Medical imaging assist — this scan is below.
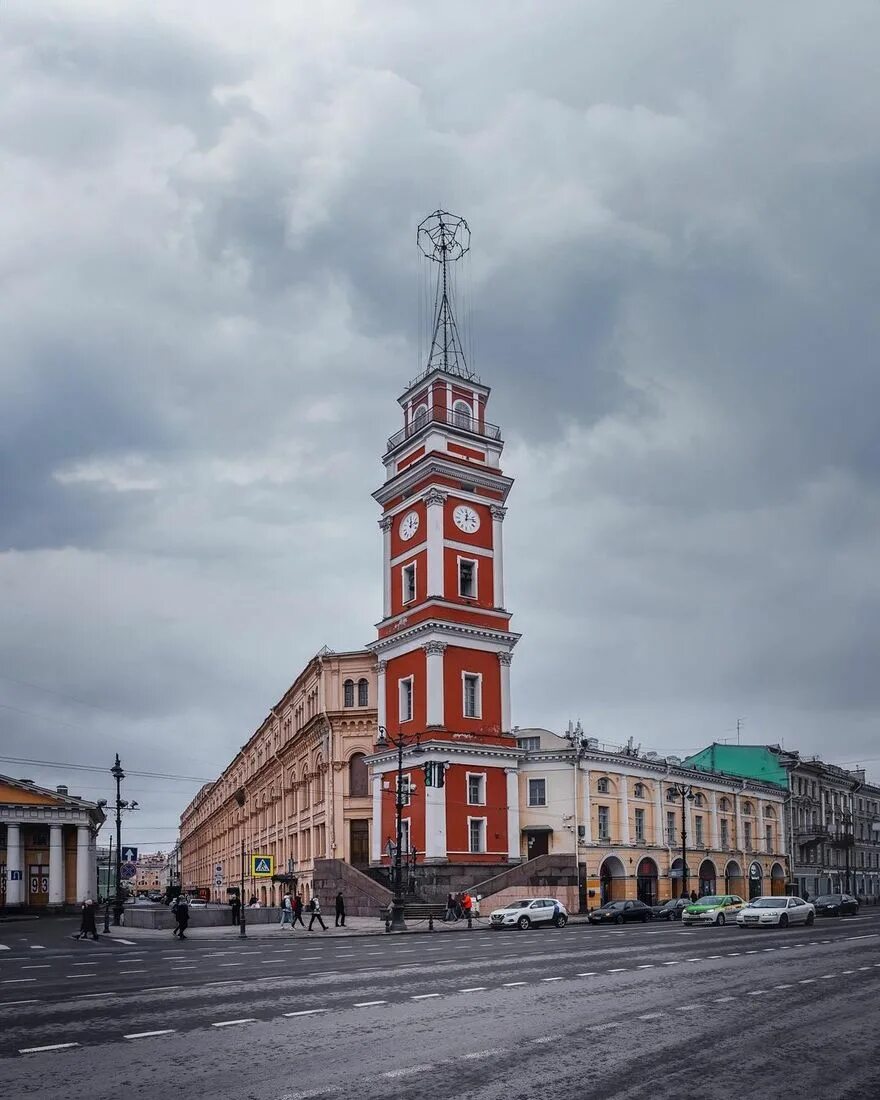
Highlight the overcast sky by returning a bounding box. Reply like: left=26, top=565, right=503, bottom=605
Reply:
left=2, top=1, right=879, bottom=849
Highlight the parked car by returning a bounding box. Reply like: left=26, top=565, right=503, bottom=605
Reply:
left=737, top=895, right=815, bottom=928
left=588, top=900, right=653, bottom=925
left=187, top=898, right=208, bottom=908
left=489, top=898, right=569, bottom=930
left=813, top=893, right=859, bottom=917
left=650, top=898, right=689, bottom=921
left=681, top=895, right=744, bottom=926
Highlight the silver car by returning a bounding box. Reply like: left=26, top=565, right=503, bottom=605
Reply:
left=736, top=895, right=815, bottom=929
left=490, top=898, right=569, bottom=930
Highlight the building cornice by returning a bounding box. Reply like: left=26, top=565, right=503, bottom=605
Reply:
left=367, top=619, right=520, bottom=656
left=374, top=456, right=513, bottom=508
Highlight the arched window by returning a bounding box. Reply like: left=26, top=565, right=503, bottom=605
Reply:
left=349, top=753, right=369, bottom=798
left=742, top=801, right=754, bottom=815
left=764, top=805, right=776, bottom=819
left=413, top=404, right=428, bottom=430
left=314, top=761, right=325, bottom=803
left=343, top=679, right=354, bottom=707
left=357, top=678, right=369, bottom=707
left=452, top=399, right=472, bottom=430
left=633, top=783, right=646, bottom=799
left=693, top=792, right=705, bottom=807
left=719, top=796, right=731, bottom=812
left=597, top=777, right=610, bottom=794
left=666, top=789, right=678, bottom=802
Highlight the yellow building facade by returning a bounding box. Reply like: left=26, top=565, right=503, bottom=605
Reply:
left=516, top=730, right=789, bottom=907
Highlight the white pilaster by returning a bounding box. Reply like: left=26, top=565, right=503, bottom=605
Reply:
left=5, top=823, right=23, bottom=906
left=581, top=768, right=593, bottom=843
left=88, top=834, right=98, bottom=899
left=656, top=782, right=665, bottom=847
left=736, top=796, right=745, bottom=854
left=370, top=775, right=382, bottom=862
left=377, top=661, right=387, bottom=731
left=490, top=505, right=506, bottom=608
left=425, top=489, right=445, bottom=597
left=76, top=825, right=91, bottom=902
left=619, top=778, right=631, bottom=845
left=498, top=652, right=512, bottom=733
left=710, top=790, right=720, bottom=850
left=48, top=823, right=65, bottom=907
left=424, top=642, right=446, bottom=726
left=380, top=518, right=392, bottom=619
left=505, top=768, right=520, bottom=861
left=424, top=778, right=448, bottom=860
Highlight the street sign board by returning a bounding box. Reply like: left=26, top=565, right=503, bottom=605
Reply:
left=214, top=863, right=223, bottom=875
left=213, top=875, right=224, bottom=887
left=251, top=854, right=274, bottom=878
left=10, top=870, right=22, bottom=881
left=120, top=864, right=137, bottom=880
left=122, top=847, right=138, bottom=862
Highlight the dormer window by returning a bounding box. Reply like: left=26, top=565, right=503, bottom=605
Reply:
left=453, top=400, right=473, bottom=430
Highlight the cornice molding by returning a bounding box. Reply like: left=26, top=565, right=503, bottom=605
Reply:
left=368, top=618, right=520, bottom=655
left=374, top=456, right=513, bottom=508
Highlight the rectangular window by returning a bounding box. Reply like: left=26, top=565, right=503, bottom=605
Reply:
left=720, top=818, right=729, bottom=847
left=765, top=824, right=773, bottom=851
left=399, top=819, right=411, bottom=854
left=458, top=558, right=477, bottom=599
left=666, top=811, right=676, bottom=846
left=395, top=775, right=411, bottom=807
left=399, top=677, right=413, bottom=723
left=468, top=818, right=486, bottom=854
left=744, top=821, right=752, bottom=851
left=598, top=805, right=610, bottom=841
left=462, top=672, right=482, bottom=718
left=694, top=816, right=704, bottom=846
left=518, top=736, right=541, bottom=752
left=467, top=773, right=486, bottom=806
left=634, top=807, right=646, bottom=843
left=528, top=778, right=546, bottom=807
left=402, top=563, right=416, bottom=604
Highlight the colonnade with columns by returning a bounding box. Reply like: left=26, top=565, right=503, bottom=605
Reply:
left=2, top=813, right=99, bottom=909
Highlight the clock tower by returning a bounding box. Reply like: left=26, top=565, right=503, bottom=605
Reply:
left=368, top=212, right=521, bottom=869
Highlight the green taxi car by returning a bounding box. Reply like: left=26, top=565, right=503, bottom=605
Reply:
left=681, top=895, right=744, bottom=926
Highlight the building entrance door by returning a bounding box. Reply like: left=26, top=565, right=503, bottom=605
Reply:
left=525, top=831, right=550, bottom=858
left=29, top=864, right=49, bottom=906
left=350, top=820, right=370, bottom=867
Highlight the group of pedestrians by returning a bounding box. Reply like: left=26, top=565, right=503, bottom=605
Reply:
left=443, top=891, right=475, bottom=921
left=277, top=891, right=346, bottom=930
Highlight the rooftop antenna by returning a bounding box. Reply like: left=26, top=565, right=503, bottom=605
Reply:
left=417, top=210, right=474, bottom=379
left=736, top=717, right=744, bottom=745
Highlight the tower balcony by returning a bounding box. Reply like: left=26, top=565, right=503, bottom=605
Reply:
left=386, top=405, right=502, bottom=453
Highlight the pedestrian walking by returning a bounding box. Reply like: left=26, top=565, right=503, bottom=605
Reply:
left=293, top=894, right=305, bottom=927
left=335, top=892, right=345, bottom=927
left=308, top=896, right=327, bottom=931
left=174, top=895, right=190, bottom=939
left=230, top=894, right=241, bottom=926
left=279, top=892, right=293, bottom=929
left=444, top=893, right=456, bottom=922
left=76, top=898, right=99, bottom=941
left=462, top=892, right=473, bottom=921
left=248, top=895, right=259, bottom=907
left=689, top=890, right=698, bottom=903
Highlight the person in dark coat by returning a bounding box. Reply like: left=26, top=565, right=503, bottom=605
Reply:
left=292, top=894, right=305, bottom=927
left=308, top=896, right=327, bottom=931
left=335, top=892, right=345, bottom=927
left=76, top=898, right=99, bottom=941
left=174, top=896, right=190, bottom=939
left=230, top=895, right=241, bottom=926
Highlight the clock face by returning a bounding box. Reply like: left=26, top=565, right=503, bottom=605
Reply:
left=399, top=510, right=420, bottom=541
left=453, top=504, right=480, bottom=534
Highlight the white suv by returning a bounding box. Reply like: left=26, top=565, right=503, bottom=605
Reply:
left=490, top=898, right=569, bottom=930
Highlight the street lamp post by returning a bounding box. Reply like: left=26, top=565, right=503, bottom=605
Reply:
left=111, top=755, right=125, bottom=926
left=835, top=811, right=854, bottom=896
left=564, top=722, right=588, bottom=912
left=376, top=725, right=422, bottom=932
left=233, top=787, right=247, bottom=939
left=668, top=783, right=695, bottom=898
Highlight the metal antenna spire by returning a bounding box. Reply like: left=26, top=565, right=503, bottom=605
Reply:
left=417, top=210, right=474, bottom=379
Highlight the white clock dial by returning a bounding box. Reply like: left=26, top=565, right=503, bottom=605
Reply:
left=453, top=504, right=480, bottom=534
left=399, top=510, right=420, bottom=541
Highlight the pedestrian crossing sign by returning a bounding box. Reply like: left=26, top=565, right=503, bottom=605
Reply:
left=251, top=854, right=274, bottom=878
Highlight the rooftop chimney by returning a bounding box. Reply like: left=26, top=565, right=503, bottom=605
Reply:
left=56, top=785, right=69, bottom=795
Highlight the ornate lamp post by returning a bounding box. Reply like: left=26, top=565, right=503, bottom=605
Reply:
left=668, top=782, right=696, bottom=898
left=109, top=755, right=139, bottom=926
left=376, top=725, right=422, bottom=931
left=233, top=787, right=247, bottom=938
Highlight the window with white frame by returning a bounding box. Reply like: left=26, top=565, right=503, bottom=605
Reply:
left=467, top=773, right=486, bottom=805
left=458, top=558, right=477, bottom=598
left=357, top=678, right=369, bottom=707
left=518, top=736, right=541, bottom=752
left=597, top=805, right=611, bottom=841
left=413, top=405, right=428, bottom=430
left=395, top=774, right=412, bottom=807
left=452, top=399, right=472, bottom=430
left=666, top=811, right=677, bottom=846
left=528, top=777, right=546, bottom=806
left=399, top=677, right=413, bottom=723
left=343, top=679, right=354, bottom=707
left=694, top=816, right=704, bottom=846
left=765, top=823, right=773, bottom=851
left=399, top=818, right=411, bottom=853
left=597, top=777, right=610, bottom=794
left=720, top=818, right=730, bottom=847
left=402, top=562, right=416, bottom=604
left=468, top=817, right=486, bottom=853
left=462, top=672, right=482, bottom=718
left=634, top=807, right=646, bottom=842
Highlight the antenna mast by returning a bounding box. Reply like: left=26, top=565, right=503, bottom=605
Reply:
left=417, top=210, right=474, bottom=379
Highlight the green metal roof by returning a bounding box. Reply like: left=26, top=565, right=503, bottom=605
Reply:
left=682, top=744, right=790, bottom=789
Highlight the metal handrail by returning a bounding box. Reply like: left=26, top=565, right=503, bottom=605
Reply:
left=386, top=405, right=502, bottom=451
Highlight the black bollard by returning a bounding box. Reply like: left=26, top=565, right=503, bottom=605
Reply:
left=428, top=914, right=434, bottom=931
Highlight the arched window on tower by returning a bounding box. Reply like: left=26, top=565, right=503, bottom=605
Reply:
left=357, top=678, right=369, bottom=707
left=343, top=679, right=354, bottom=707
left=413, top=404, right=428, bottom=431
left=452, top=399, right=472, bottom=430
left=349, top=753, right=369, bottom=797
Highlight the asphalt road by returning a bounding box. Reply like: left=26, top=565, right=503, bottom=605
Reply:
left=2, top=909, right=879, bottom=1099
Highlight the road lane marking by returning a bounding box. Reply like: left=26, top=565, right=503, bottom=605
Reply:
left=607, top=968, right=627, bottom=973
left=502, top=981, right=527, bottom=987
left=841, top=970, right=854, bottom=975
left=662, top=961, right=679, bottom=966
left=577, top=972, right=597, bottom=977
left=206, top=980, right=238, bottom=986
left=678, top=1003, right=701, bottom=1010
left=20, top=1043, right=80, bottom=1054
left=714, top=996, right=735, bottom=1002
left=857, top=966, right=871, bottom=971
left=637, top=965, right=654, bottom=969
left=591, top=1022, right=621, bottom=1031
left=21, top=966, right=50, bottom=970
left=774, top=984, right=793, bottom=989
left=799, top=978, right=816, bottom=984
left=212, top=1018, right=257, bottom=1027
left=459, top=987, right=487, bottom=992
left=283, top=1009, right=327, bottom=1017
left=686, top=959, right=702, bottom=963
left=29, top=946, right=46, bottom=950
left=726, top=952, right=741, bottom=957
left=706, top=955, right=722, bottom=959
left=638, top=1012, right=663, bottom=1020
left=112, top=939, right=137, bottom=945
left=746, top=990, right=765, bottom=996
left=0, top=946, right=9, bottom=951
left=2, top=979, right=36, bottom=984
left=119, top=970, right=147, bottom=975
left=412, top=993, right=441, bottom=999
left=819, top=975, right=835, bottom=979
left=71, top=963, right=98, bottom=967
left=219, top=963, right=244, bottom=967
left=383, top=1065, right=435, bottom=1078
left=170, top=966, right=196, bottom=970
left=0, top=999, right=41, bottom=1007
left=354, top=1000, right=387, bottom=1007
left=124, top=1030, right=176, bottom=1039
left=80, top=992, right=117, bottom=998
left=144, top=985, right=181, bottom=992
left=462, top=1049, right=507, bottom=1059
left=531, top=1037, right=554, bottom=1044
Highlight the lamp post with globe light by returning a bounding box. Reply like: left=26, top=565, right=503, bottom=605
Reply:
left=376, top=726, right=423, bottom=931
left=668, top=782, right=696, bottom=898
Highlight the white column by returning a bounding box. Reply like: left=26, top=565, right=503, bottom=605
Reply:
left=370, top=774, right=383, bottom=862
left=498, top=652, right=512, bottom=733
left=76, top=825, right=91, bottom=902
left=491, top=506, right=506, bottom=608
left=424, top=642, right=446, bottom=726
left=380, top=518, right=392, bottom=619
left=581, top=767, right=593, bottom=844
left=425, top=489, right=445, bottom=597
left=377, top=660, right=387, bottom=731
left=710, top=790, right=720, bottom=850
left=619, top=778, right=631, bottom=845
left=655, top=781, right=665, bottom=847
left=424, top=772, right=448, bottom=860
left=505, top=768, right=520, bottom=861
left=48, top=823, right=65, bottom=907
left=736, top=795, right=745, bottom=854
left=5, top=822, right=23, bottom=906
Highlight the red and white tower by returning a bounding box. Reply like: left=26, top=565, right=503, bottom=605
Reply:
left=368, top=212, right=521, bottom=870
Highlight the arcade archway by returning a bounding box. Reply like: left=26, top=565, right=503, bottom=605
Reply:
left=725, top=859, right=744, bottom=898
left=636, top=857, right=659, bottom=905
left=770, top=862, right=786, bottom=896
left=748, top=861, right=764, bottom=899
left=699, top=859, right=717, bottom=896
left=599, top=855, right=627, bottom=904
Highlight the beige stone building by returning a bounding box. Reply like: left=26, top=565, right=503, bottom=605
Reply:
left=133, top=851, right=169, bottom=897
left=179, top=648, right=376, bottom=905
left=515, top=728, right=789, bottom=907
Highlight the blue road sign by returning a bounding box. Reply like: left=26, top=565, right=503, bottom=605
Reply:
left=120, top=864, right=137, bottom=880
left=251, top=854, right=274, bottom=877
left=122, top=847, right=138, bottom=862
left=10, top=870, right=22, bottom=881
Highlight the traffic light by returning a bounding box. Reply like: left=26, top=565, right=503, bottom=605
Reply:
left=422, top=761, right=447, bottom=788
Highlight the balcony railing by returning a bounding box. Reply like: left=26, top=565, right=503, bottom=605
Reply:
left=386, top=405, right=502, bottom=452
